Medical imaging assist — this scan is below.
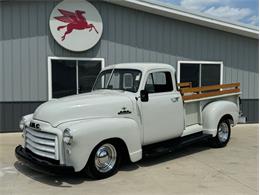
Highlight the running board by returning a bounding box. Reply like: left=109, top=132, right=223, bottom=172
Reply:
left=143, top=132, right=212, bottom=158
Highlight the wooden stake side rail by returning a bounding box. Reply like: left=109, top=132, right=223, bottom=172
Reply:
left=177, top=82, right=192, bottom=88
left=179, top=82, right=240, bottom=101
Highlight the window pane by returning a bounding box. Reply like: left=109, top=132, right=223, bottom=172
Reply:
left=51, top=59, right=76, bottom=98
left=180, top=63, right=200, bottom=87
left=145, top=71, right=173, bottom=93
left=123, top=73, right=134, bottom=89
left=93, top=69, right=141, bottom=92
left=108, top=72, right=120, bottom=89
left=78, top=61, right=102, bottom=93
left=108, top=69, right=141, bottom=92
left=145, top=74, right=155, bottom=93
left=153, top=72, right=166, bottom=85
left=94, top=69, right=112, bottom=89
left=201, top=64, right=220, bottom=86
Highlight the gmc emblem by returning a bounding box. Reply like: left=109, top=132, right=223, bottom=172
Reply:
left=29, top=122, right=40, bottom=129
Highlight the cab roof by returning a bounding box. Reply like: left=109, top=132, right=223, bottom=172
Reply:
left=103, top=63, right=176, bottom=73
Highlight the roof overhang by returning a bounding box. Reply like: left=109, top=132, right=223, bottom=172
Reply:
left=107, top=0, right=259, bottom=39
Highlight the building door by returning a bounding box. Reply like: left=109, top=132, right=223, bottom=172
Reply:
left=48, top=58, right=104, bottom=99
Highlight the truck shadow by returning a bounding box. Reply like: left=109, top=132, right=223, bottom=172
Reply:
left=14, top=161, right=91, bottom=187
left=14, top=141, right=211, bottom=187
left=121, top=141, right=211, bottom=170
left=137, top=141, right=211, bottom=167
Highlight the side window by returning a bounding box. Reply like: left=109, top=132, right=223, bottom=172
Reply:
left=145, top=71, right=173, bottom=93
left=145, top=74, right=155, bottom=93
left=153, top=72, right=167, bottom=85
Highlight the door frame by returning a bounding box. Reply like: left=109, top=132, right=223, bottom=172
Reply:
left=47, top=56, right=105, bottom=100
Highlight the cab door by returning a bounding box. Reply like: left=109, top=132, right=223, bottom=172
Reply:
left=140, top=70, right=184, bottom=145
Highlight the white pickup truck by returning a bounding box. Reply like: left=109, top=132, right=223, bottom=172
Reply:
left=16, top=63, right=241, bottom=179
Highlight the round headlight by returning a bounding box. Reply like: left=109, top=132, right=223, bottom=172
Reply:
left=63, top=128, right=73, bottom=145
left=19, top=117, right=26, bottom=130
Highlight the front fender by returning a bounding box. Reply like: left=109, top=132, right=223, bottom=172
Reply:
left=58, top=118, right=142, bottom=172
left=202, top=100, right=239, bottom=136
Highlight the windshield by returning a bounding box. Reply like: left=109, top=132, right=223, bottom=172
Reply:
left=93, top=69, right=142, bottom=92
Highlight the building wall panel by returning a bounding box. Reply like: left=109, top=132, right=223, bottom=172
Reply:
left=0, top=1, right=258, bottom=131
left=0, top=102, right=43, bottom=132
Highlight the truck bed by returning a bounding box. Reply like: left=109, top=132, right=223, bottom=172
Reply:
left=178, top=83, right=240, bottom=127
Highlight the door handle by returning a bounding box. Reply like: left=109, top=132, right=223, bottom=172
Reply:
left=171, top=96, right=179, bottom=102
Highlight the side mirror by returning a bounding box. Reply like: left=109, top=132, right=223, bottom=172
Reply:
left=140, top=90, right=149, bottom=102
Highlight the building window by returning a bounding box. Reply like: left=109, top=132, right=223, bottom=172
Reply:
left=48, top=57, right=104, bottom=99
left=177, top=61, right=223, bottom=87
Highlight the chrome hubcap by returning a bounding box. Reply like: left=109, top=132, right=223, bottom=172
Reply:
left=95, top=144, right=117, bottom=173
left=218, top=122, right=229, bottom=143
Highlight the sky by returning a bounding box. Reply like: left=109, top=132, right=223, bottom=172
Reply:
left=159, top=0, right=259, bottom=27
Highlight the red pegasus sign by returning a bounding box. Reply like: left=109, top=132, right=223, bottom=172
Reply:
left=54, top=9, right=99, bottom=41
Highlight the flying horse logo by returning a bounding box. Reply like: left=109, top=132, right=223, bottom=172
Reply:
left=54, top=9, right=98, bottom=41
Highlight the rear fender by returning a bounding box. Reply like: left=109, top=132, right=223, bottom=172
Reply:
left=202, top=100, right=239, bottom=136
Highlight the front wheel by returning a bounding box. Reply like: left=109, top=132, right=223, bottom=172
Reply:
left=84, top=141, right=121, bottom=179
left=209, top=119, right=231, bottom=148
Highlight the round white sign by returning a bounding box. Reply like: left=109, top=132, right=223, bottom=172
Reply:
left=49, top=0, right=103, bottom=52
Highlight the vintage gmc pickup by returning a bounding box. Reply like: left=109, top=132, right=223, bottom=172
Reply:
left=15, top=63, right=241, bottom=179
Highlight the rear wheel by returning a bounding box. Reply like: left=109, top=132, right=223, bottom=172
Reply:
left=209, top=119, right=231, bottom=148
left=84, top=141, right=121, bottom=179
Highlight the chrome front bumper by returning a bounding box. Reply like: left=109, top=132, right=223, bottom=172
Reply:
left=15, top=145, right=74, bottom=175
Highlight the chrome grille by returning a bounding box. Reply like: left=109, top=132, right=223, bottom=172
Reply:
left=24, top=127, right=58, bottom=160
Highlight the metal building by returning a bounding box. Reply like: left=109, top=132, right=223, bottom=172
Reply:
left=0, top=0, right=259, bottom=132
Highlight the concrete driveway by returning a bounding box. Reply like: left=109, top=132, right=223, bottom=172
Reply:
left=0, top=124, right=258, bottom=195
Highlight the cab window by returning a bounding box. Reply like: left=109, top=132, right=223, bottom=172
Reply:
left=145, top=71, right=173, bottom=93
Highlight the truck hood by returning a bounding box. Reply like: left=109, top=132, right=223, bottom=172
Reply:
left=33, top=90, right=134, bottom=127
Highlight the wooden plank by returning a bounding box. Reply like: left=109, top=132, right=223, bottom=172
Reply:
left=181, top=82, right=240, bottom=93
left=177, top=82, right=192, bottom=88
left=182, top=88, right=240, bottom=101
